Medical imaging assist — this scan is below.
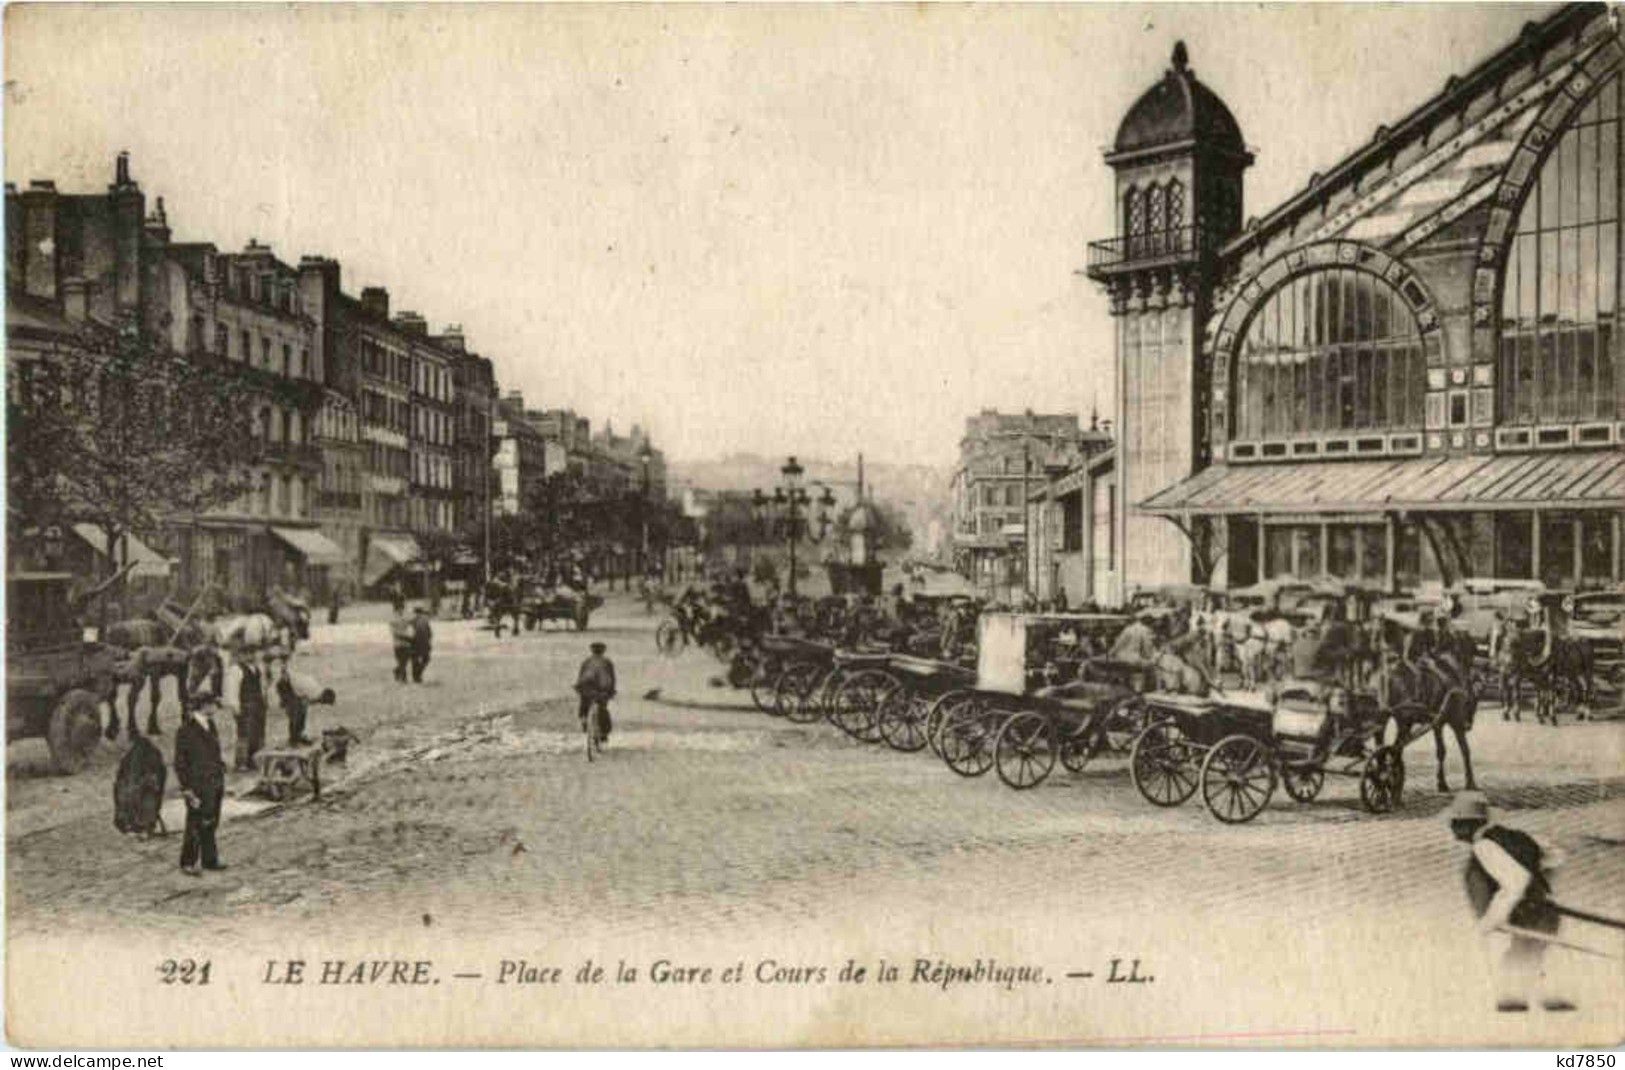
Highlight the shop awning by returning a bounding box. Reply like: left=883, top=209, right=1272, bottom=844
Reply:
left=362, top=535, right=423, bottom=587
left=72, top=524, right=171, bottom=578
left=269, top=526, right=347, bottom=566
left=1140, top=451, right=1625, bottom=517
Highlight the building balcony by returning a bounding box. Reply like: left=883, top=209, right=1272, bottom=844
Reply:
left=264, top=441, right=323, bottom=469
left=317, top=489, right=363, bottom=511
left=1084, top=225, right=1216, bottom=280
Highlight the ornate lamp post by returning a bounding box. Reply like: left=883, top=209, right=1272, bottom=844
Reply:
left=754, top=456, right=834, bottom=598
left=638, top=441, right=654, bottom=578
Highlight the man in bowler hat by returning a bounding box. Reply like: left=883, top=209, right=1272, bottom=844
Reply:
left=174, top=685, right=228, bottom=876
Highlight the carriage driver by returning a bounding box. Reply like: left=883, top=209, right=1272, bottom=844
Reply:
left=1447, top=792, right=1574, bottom=1013
left=1411, top=602, right=1472, bottom=708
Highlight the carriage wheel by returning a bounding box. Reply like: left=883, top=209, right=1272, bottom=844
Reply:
left=1058, top=715, right=1101, bottom=773
left=925, top=690, right=971, bottom=759
left=750, top=660, right=781, bottom=715
left=994, top=710, right=1058, bottom=790
left=1359, top=746, right=1406, bottom=814
left=1129, top=721, right=1199, bottom=807
left=1280, top=765, right=1325, bottom=803
left=830, top=670, right=890, bottom=742
left=655, top=620, right=685, bottom=657
left=939, top=698, right=997, bottom=778
left=47, top=688, right=103, bottom=775
left=1200, top=734, right=1279, bottom=824
left=1101, top=698, right=1148, bottom=754
left=877, top=688, right=930, bottom=753
left=779, top=663, right=827, bottom=724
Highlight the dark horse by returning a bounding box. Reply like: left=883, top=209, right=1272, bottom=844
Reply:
left=1377, top=620, right=1479, bottom=793
left=1505, top=618, right=1595, bottom=726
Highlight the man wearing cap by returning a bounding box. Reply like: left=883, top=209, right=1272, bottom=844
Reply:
left=1448, top=791, right=1573, bottom=1013
left=174, top=684, right=228, bottom=876
left=575, top=642, right=616, bottom=744
left=409, top=606, right=434, bottom=684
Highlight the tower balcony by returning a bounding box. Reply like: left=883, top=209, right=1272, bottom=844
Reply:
left=1084, top=225, right=1217, bottom=281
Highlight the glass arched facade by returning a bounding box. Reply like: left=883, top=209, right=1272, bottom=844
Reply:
left=1498, top=73, right=1621, bottom=425
left=1232, top=268, right=1426, bottom=441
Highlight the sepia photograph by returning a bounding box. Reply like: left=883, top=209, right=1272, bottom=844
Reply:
left=3, top=0, right=1623, bottom=1050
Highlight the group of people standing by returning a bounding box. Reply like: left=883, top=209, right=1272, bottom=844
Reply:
left=389, top=605, right=435, bottom=683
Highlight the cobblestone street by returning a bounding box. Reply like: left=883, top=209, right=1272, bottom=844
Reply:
left=8, top=594, right=1624, bottom=1045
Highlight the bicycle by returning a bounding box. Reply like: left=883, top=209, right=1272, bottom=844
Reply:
left=578, top=691, right=612, bottom=762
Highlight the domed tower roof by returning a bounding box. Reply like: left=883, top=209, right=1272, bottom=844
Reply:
left=1111, top=42, right=1246, bottom=159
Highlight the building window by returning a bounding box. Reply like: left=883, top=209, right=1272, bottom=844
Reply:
left=1233, top=268, right=1426, bottom=440
left=261, top=336, right=271, bottom=368
left=240, top=330, right=251, bottom=362
left=282, top=343, right=292, bottom=378
left=1124, top=185, right=1145, bottom=237
left=1498, top=73, right=1621, bottom=425
left=215, top=324, right=229, bottom=357
left=1166, top=178, right=1185, bottom=231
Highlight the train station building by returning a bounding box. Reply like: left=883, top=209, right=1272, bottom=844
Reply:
left=1084, top=4, right=1623, bottom=599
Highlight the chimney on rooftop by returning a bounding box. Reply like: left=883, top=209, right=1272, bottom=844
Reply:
left=393, top=310, right=428, bottom=336
left=438, top=325, right=466, bottom=352
left=21, top=180, right=59, bottom=300
left=360, top=286, right=389, bottom=320
left=144, top=196, right=170, bottom=245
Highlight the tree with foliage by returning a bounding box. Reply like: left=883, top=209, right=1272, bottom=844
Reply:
left=7, top=323, right=263, bottom=612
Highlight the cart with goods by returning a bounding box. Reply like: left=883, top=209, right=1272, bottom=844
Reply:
left=5, top=573, right=122, bottom=774
left=932, top=612, right=1135, bottom=788
left=522, top=588, right=602, bottom=632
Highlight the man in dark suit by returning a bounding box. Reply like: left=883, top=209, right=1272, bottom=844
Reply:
left=174, top=686, right=228, bottom=876
left=410, top=606, right=433, bottom=683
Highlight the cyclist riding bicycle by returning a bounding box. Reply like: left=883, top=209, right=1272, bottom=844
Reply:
left=575, top=642, right=617, bottom=746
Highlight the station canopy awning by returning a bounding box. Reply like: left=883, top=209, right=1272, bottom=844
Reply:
left=1140, top=451, right=1625, bottom=517
left=269, top=526, right=347, bottom=566
left=72, top=524, right=171, bottom=577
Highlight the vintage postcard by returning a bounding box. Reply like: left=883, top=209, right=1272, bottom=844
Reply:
left=4, top=1, right=1623, bottom=1050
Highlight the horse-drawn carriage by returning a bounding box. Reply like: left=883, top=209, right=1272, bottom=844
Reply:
left=522, top=588, right=600, bottom=631
left=1129, top=584, right=1451, bottom=823
left=1127, top=683, right=1417, bottom=823
left=929, top=612, right=1137, bottom=788
left=488, top=577, right=601, bottom=635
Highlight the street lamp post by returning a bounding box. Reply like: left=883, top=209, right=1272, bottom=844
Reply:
left=638, top=441, right=653, bottom=578
left=754, top=456, right=835, bottom=599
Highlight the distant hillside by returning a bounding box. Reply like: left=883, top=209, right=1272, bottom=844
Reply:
left=667, top=453, right=955, bottom=558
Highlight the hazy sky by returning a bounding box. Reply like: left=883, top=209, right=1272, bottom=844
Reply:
left=6, top=3, right=1548, bottom=467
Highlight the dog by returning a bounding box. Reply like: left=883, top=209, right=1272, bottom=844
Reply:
left=113, top=734, right=168, bottom=838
